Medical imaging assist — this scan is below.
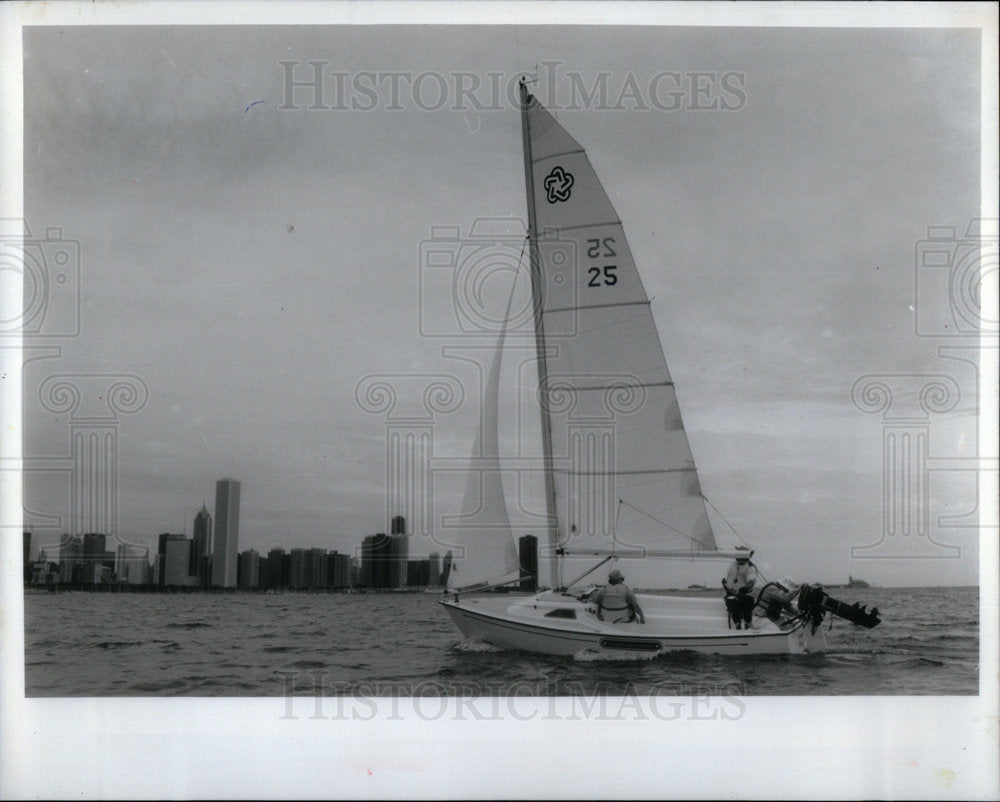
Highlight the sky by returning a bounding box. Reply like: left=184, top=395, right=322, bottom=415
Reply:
left=18, top=22, right=988, bottom=588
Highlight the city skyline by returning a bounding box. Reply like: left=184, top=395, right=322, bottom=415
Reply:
left=25, top=508, right=506, bottom=593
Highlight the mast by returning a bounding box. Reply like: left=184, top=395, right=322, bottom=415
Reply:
left=519, top=78, right=560, bottom=589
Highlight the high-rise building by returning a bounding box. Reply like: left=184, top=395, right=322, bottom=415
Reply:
left=211, top=479, right=240, bottom=588
left=428, top=552, right=441, bottom=586
left=281, top=553, right=291, bottom=588
left=162, top=535, right=197, bottom=586
left=407, top=559, right=430, bottom=587
left=158, top=533, right=182, bottom=585
left=388, top=516, right=408, bottom=589
left=266, top=548, right=286, bottom=589
left=325, top=551, right=351, bottom=588
left=82, top=533, right=107, bottom=583
left=519, top=535, right=538, bottom=592
left=59, top=534, right=83, bottom=583
left=289, top=548, right=307, bottom=589
left=116, top=544, right=150, bottom=585
left=238, top=549, right=260, bottom=589
left=191, top=505, right=212, bottom=584
left=362, top=533, right=391, bottom=588
left=307, top=548, right=326, bottom=589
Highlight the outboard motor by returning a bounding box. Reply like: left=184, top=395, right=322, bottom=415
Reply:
left=797, top=584, right=881, bottom=633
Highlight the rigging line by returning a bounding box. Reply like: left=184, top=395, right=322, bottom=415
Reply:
left=614, top=505, right=701, bottom=535
left=618, top=498, right=717, bottom=553
left=517, top=233, right=529, bottom=272
left=700, top=493, right=776, bottom=586
left=615, top=495, right=701, bottom=526
left=701, top=493, right=751, bottom=548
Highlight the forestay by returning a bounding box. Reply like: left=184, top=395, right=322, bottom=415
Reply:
left=524, top=93, right=717, bottom=557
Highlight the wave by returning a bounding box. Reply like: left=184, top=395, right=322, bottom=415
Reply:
left=91, top=640, right=144, bottom=650
left=128, top=678, right=190, bottom=693
left=166, top=621, right=213, bottom=629
left=891, top=656, right=948, bottom=668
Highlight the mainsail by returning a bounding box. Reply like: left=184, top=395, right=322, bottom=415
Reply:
left=521, top=86, right=718, bottom=561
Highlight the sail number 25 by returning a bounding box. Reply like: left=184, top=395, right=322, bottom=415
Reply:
left=586, top=237, right=617, bottom=287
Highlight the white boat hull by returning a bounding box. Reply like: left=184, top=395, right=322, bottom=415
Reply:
left=440, top=591, right=826, bottom=657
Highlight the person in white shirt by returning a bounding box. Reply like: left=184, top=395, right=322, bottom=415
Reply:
left=723, top=551, right=757, bottom=629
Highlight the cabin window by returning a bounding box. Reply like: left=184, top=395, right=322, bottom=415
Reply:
left=544, top=608, right=576, bottom=619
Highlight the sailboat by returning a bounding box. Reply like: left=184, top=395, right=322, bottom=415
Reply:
left=439, top=80, right=879, bottom=657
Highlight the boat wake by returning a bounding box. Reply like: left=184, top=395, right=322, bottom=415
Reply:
left=573, top=648, right=660, bottom=663
left=452, top=639, right=504, bottom=653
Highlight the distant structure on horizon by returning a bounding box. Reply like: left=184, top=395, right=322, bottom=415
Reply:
left=116, top=543, right=151, bottom=585
left=211, top=478, right=241, bottom=588
left=238, top=548, right=260, bottom=589
left=160, top=533, right=198, bottom=587
left=389, top=515, right=408, bottom=590
left=191, top=505, right=212, bottom=587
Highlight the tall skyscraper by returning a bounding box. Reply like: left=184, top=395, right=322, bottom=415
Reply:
left=211, top=478, right=241, bottom=588
left=388, top=515, right=408, bottom=589
left=191, top=505, right=212, bottom=584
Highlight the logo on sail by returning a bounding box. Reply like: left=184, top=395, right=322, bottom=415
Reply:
left=543, top=166, right=574, bottom=204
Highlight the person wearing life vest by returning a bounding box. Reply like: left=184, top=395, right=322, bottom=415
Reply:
left=757, top=577, right=800, bottom=622
left=722, top=549, right=757, bottom=629
left=591, top=569, right=645, bottom=624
